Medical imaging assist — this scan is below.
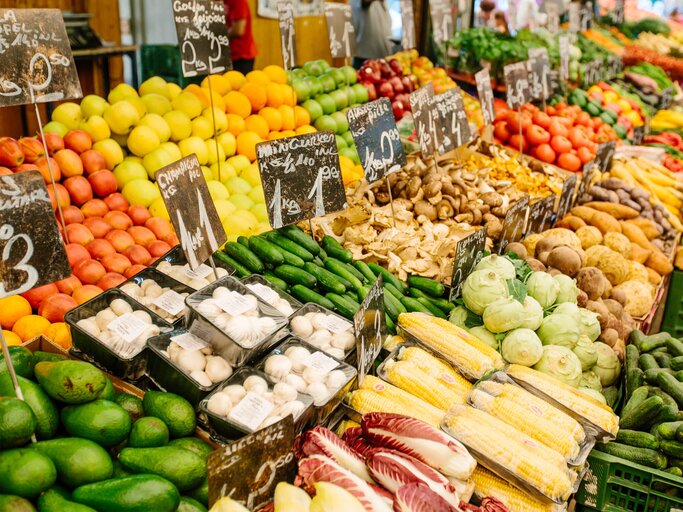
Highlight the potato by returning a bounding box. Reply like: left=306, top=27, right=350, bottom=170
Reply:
left=603, top=298, right=624, bottom=319
left=525, top=258, right=546, bottom=272
left=584, top=201, right=639, bottom=219
left=621, top=222, right=652, bottom=249
left=585, top=245, right=613, bottom=267
left=546, top=246, right=582, bottom=276
left=505, top=242, right=527, bottom=259
left=603, top=232, right=632, bottom=258
left=609, top=288, right=627, bottom=306
left=625, top=218, right=660, bottom=240
left=599, top=327, right=619, bottom=347
left=588, top=211, right=622, bottom=234
left=576, top=225, right=603, bottom=250
left=630, top=243, right=652, bottom=264
left=522, top=233, right=544, bottom=257
left=646, top=249, right=673, bottom=276
left=535, top=237, right=561, bottom=257
left=555, top=215, right=587, bottom=231
left=540, top=228, right=583, bottom=251
left=576, top=266, right=608, bottom=300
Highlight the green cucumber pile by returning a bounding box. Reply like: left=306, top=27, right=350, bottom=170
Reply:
left=212, top=226, right=454, bottom=332
left=595, top=330, right=683, bottom=475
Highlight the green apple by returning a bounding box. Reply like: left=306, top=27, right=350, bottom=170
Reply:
left=93, top=138, right=125, bottom=169
left=351, top=83, right=369, bottom=104
left=292, top=78, right=311, bottom=102
left=103, top=100, right=140, bottom=135
left=342, top=131, right=355, bottom=146
left=80, top=115, right=111, bottom=142
left=139, top=113, right=171, bottom=143
left=42, top=121, right=68, bottom=137
left=335, top=134, right=348, bottom=150
left=127, top=96, right=147, bottom=118
left=113, top=159, right=147, bottom=189
left=318, top=72, right=337, bottom=93
left=141, top=93, right=172, bottom=116
left=342, top=86, right=357, bottom=105
left=139, top=76, right=170, bottom=98
left=122, top=178, right=161, bottom=207
left=178, top=136, right=209, bottom=165
left=142, top=147, right=175, bottom=179
left=52, top=102, right=83, bottom=130
left=80, top=94, right=109, bottom=117
left=160, top=141, right=181, bottom=160
left=202, top=107, right=228, bottom=134
left=302, top=99, right=323, bottom=122
left=315, top=94, right=336, bottom=115
left=111, top=131, right=129, bottom=148
left=108, top=83, right=139, bottom=104
left=330, top=112, right=349, bottom=134
left=302, top=60, right=325, bottom=76
left=225, top=176, right=252, bottom=195
left=339, top=146, right=359, bottom=164
left=207, top=180, right=230, bottom=201
left=240, top=163, right=262, bottom=187
left=214, top=198, right=237, bottom=221
left=229, top=193, right=254, bottom=210
left=227, top=155, right=250, bottom=174
left=248, top=186, right=266, bottom=204
left=341, top=66, right=357, bottom=85
left=205, top=139, right=226, bottom=164
left=171, top=91, right=202, bottom=119
left=329, top=90, right=349, bottom=111
left=314, top=115, right=337, bottom=133
left=163, top=110, right=192, bottom=142
left=250, top=203, right=269, bottom=223
left=306, top=77, right=323, bottom=97
left=217, top=132, right=237, bottom=157
left=211, top=161, right=237, bottom=182
left=191, top=116, right=214, bottom=140
left=149, top=197, right=170, bottom=220
left=127, top=125, right=161, bottom=157
left=330, top=68, right=346, bottom=87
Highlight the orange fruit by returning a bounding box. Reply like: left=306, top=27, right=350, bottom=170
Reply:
left=259, top=107, right=283, bottom=131
left=201, top=74, right=231, bottom=95
left=12, top=315, right=51, bottom=342
left=268, top=132, right=284, bottom=140
left=236, top=132, right=263, bottom=162
left=294, top=105, right=311, bottom=128
left=43, top=322, right=72, bottom=349
left=246, top=70, right=270, bottom=85
left=280, top=84, right=296, bottom=106
left=295, top=125, right=316, bottom=135
left=244, top=115, right=270, bottom=139
left=278, top=105, right=296, bottom=131
left=227, top=113, right=246, bottom=136
left=224, top=91, right=251, bottom=119
left=185, top=84, right=210, bottom=107
left=224, top=70, right=246, bottom=90
left=263, top=65, right=287, bottom=84
left=2, top=330, right=21, bottom=346
left=266, top=84, right=285, bottom=108
left=240, top=83, right=267, bottom=111
left=0, top=296, right=32, bottom=330
left=281, top=129, right=297, bottom=137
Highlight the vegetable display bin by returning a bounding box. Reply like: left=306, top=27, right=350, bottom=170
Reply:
left=152, top=245, right=235, bottom=287
left=660, top=270, right=683, bottom=339
left=240, top=274, right=302, bottom=317
left=65, top=289, right=173, bottom=380
left=288, top=303, right=357, bottom=363
left=576, top=449, right=683, bottom=511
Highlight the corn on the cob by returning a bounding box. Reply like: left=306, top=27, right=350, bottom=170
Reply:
left=471, top=466, right=566, bottom=512
left=398, top=346, right=462, bottom=381
left=506, top=364, right=619, bottom=436
left=383, top=334, right=405, bottom=352
left=346, top=375, right=445, bottom=427
left=398, top=313, right=505, bottom=379
left=470, top=388, right=580, bottom=462
left=443, top=405, right=573, bottom=502
left=334, top=419, right=360, bottom=437
left=383, top=358, right=471, bottom=409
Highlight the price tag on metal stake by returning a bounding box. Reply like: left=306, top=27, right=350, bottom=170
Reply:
left=568, top=2, right=580, bottom=33
left=429, top=0, right=453, bottom=45
left=559, top=35, right=570, bottom=83
left=449, top=228, right=486, bottom=299
left=497, top=196, right=529, bottom=254
left=324, top=3, right=356, bottom=59
left=527, top=194, right=556, bottom=235
left=612, top=0, right=625, bottom=24
left=434, top=88, right=472, bottom=154
left=409, top=83, right=438, bottom=155
left=354, top=278, right=386, bottom=384
left=556, top=174, right=578, bottom=221
left=528, top=47, right=550, bottom=102
left=504, top=61, right=531, bottom=109
left=475, top=68, right=495, bottom=126
left=277, top=1, right=297, bottom=70
left=400, top=0, right=416, bottom=50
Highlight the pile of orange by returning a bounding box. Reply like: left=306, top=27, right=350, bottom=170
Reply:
left=0, top=295, right=72, bottom=349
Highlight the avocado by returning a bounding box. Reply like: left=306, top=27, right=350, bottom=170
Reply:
left=0, top=347, right=35, bottom=378
left=129, top=417, right=169, bottom=448
left=0, top=448, right=56, bottom=499
left=178, top=496, right=208, bottom=512
left=142, top=391, right=196, bottom=438
left=119, top=446, right=206, bottom=491
left=32, top=437, right=113, bottom=488
left=186, top=477, right=208, bottom=507
left=37, top=487, right=97, bottom=512
left=32, top=351, right=67, bottom=364
left=168, top=438, right=214, bottom=460
left=61, top=399, right=131, bottom=448
left=0, top=397, right=36, bottom=449
left=0, top=373, right=58, bottom=439
left=34, top=360, right=106, bottom=404
left=72, top=475, right=180, bottom=512
left=0, top=494, right=36, bottom=512
left=98, top=377, right=115, bottom=401
left=114, top=393, right=145, bottom=423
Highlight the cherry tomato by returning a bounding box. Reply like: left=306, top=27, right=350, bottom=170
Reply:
left=532, top=111, right=551, bottom=129
left=509, top=134, right=528, bottom=153
left=549, top=120, right=569, bottom=138
left=494, top=121, right=512, bottom=142
left=536, top=143, right=556, bottom=164
left=577, top=146, right=594, bottom=164
left=551, top=135, right=572, bottom=154
left=526, top=124, right=551, bottom=146
left=557, top=152, right=582, bottom=172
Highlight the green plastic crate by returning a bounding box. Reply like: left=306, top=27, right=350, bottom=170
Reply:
left=139, top=44, right=201, bottom=88
left=576, top=450, right=683, bottom=511
left=661, top=270, right=683, bottom=339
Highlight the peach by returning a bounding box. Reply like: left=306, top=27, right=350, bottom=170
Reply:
left=65, top=243, right=90, bottom=267
left=41, top=133, right=64, bottom=155
left=97, top=272, right=127, bottom=290
left=64, top=130, right=92, bottom=154
left=148, top=240, right=172, bottom=258
left=127, top=205, right=152, bottom=226
left=62, top=205, right=84, bottom=225
left=46, top=183, right=70, bottom=211
left=63, top=176, right=93, bottom=206
left=0, top=166, right=12, bottom=176
left=145, top=217, right=173, bottom=240
left=17, top=137, right=45, bottom=163
left=103, top=192, right=129, bottom=212
left=54, top=149, right=83, bottom=178
left=103, top=210, right=133, bottom=231
left=81, top=198, right=109, bottom=218
left=88, top=169, right=117, bottom=198
left=55, top=275, right=82, bottom=295
left=14, top=163, right=39, bottom=174
left=21, top=282, right=59, bottom=309
left=86, top=239, right=116, bottom=260
left=123, top=244, right=152, bottom=266
left=83, top=216, right=112, bottom=239
left=101, top=253, right=132, bottom=274
left=73, top=258, right=106, bottom=285
left=127, top=226, right=156, bottom=248
left=124, top=264, right=147, bottom=278
left=163, top=232, right=180, bottom=247
left=35, top=156, right=61, bottom=183
left=65, top=223, right=94, bottom=246
left=80, top=149, right=107, bottom=175
left=104, top=229, right=135, bottom=252
left=38, top=293, right=78, bottom=322
left=72, top=284, right=103, bottom=305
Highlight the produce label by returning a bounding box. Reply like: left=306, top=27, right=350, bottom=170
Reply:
left=559, top=35, right=570, bottom=83
left=172, top=0, right=232, bottom=77
left=568, top=2, right=580, bottom=32
left=409, top=83, right=438, bottom=155
left=277, top=1, right=297, bottom=70
left=256, top=131, right=347, bottom=229
left=0, top=172, right=71, bottom=298
left=318, top=314, right=352, bottom=334
left=434, top=88, right=472, bottom=154
left=497, top=195, right=529, bottom=254
left=527, top=194, right=556, bottom=235
left=475, top=68, right=495, bottom=126
left=557, top=174, right=578, bottom=220
left=548, top=70, right=562, bottom=97
left=612, top=0, right=625, bottom=24
left=189, top=319, right=218, bottom=345
left=660, top=87, right=673, bottom=110
left=347, top=98, right=406, bottom=183
left=246, top=282, right=279, bottom=304
left=309, top=351, right=340, bottom=373
left=0, top=9, right=81, bottom=106
left=217, top=290, right=258, bottom=316
left=354, top=277, right=386, bottom=384
left=400, top=0, right=416, bottom=50
left=577, top=161, right=600, bottom=201
left=324, top=2, right=356, bottom=59
left=595, top=140, right=616, bottom=172
left=208, top=416, right=296, bottom=509
left=155, top=155, right=227, bottom=271
left=582, top=60, right=602, bottom=88
left=504, top=61, right=530, bottom=109
left=228, top=391, right=275, bottom=432
left=429, top=0, right=453, bottom=45
left=607, top=55, right=623, bottom=79
left=171, top=332, right=208, bottom=352
left=183, top=263, right=214, bottom=279
left=546, top=3, right=560, bottom=33
left=449, top=228, right=486, bottom=299
left=153, top=289, right=186, bottom=317
left=108, top=312, right=149, bottom=343
left=528, top=47, right=549, bottom=102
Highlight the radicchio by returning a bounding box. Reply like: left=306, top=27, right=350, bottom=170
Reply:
left=480, top=497, right=510, bottom=512
left=448, top=477, right=475, bottom=503
left=297, top=455, right=393, bottom=512
left=393, top=482, right=461, bottom=512
left=362, top=413, right=476, bottom=480
left=342, top=426, right=364, bottom=445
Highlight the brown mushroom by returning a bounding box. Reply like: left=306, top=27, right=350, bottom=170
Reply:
left=406, top=176, right=422, bottom=199
left=437, top=199, right=455, bottom=219
left=413, top=200, right=437, bottom=221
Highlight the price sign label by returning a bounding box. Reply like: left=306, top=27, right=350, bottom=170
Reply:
left=173, top=0, right=232, bottom=78
left=435, top=88, right=472, bottom=154
left=577, top=161, right=600, bottom=201
left=556, top=174, right=578, bottom=221
left=155, top=155, right=227, bottom=271
left=595, top=141, right=616, bottom=172
left=504, top=61, right=530, bottom=109
left=475, top=68, right=495, bottom=126
left=559, top=35, right=570, bottom=83
left=568, top=2, right=580, bottom=32
left=354, top=277, right=386, bottom=384
left=400, top=0, right=416, bottom=50
left=612, top=0, right=625, bottom=24
left=449, top=228, right=486, bottom=300
left=0, top=172, right=71, bottom=298
left=429, top=0, right=453, bottom=45
left=208, top=416, right=296, bottom=509
left=497, top=196, right=529, bottom=254
left=546, top=3, right=560, bottom=33
left=324, top=3, right=356, bottom=59
left=256, top=131, right=346, bottom=229
left=548, top=70, right=562, bottom=97
left=660, top=87, right=674, bottom=110
left=583, top=60, right=602, bottom=88
left=528, top=47, right=550, bottom=102
left=347, top=98, right=406, bottom=184
left=0, top=9, right=81, bottom=107
left=580, top=2, right=593, bottom=30
left=527, top=194, right=556, bottom=234
left=277, top=1, right=297, bottom=70
left=409, top=83, right=438, bottom=155
left=607, top=55, right=623, bottom=79
left=632, top=125, right=645, bottom=145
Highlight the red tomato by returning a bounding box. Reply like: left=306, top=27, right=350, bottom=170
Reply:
left=557, top=116, right=574, bottom=127
left=495, top=109, right=509, bottom=122
left=494, top=121, right=512, bottom=142
left=505, top=111, right=521, bottom=131
left=532, top=111, right=551, bottom=129
left=577, top=146, right=594, bottom=164
left=536, top=143, right=556, bottom=164
left=551, top=135, right=572, bottom=154
left=549, top=120, right=569, bottom=138
left=509, top=134, right=528, bottom=153
left=568, top=127, right=589, bottom=149
left=557, top=152, right=582, bottom=172
left=546, top=106, right=557, bottom=116
left=520, top=114, right=533, bottom=132
left=592, top=117, right=603, bottom=129
left=575, top=111, right=591, bottom=127
left=555, top=101, right=567, bottom=110
left=526, top=124, right=551, bottom=146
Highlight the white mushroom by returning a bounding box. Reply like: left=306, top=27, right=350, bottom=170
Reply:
left=264, top=354, right=292, bottom=381
left=290, top=316, right=313, bottom=338
left=222, top=384, right=247, bottom=403
left=190, top=370, right=213, bottom=387
left=205, top=356, right=233, bottom=383
left=207, top=392, right=233, bottom=416
left=110, top=298, right=133, bottom=316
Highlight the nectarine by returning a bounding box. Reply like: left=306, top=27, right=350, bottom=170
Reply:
left=145, top=217, right=173, bottom=240
left=124, top=264, right=147, bottom=278
left=81, top=198, right=109, bottom=218
left=64, top=130, right=92, bottom=154
left=88, top=169, right=117, bottom=198
left=104, top=229, right=135, bottom=252
left=148, top=240, right=172, bottom=258
left=86, top=239, right=116, bottom=260
left=97, top=272, right=127, bottom=290
left=101, top=253, right=132, bottom=274
left=38, top=293, right=78, bottom=322
left=123, top=244, right=152, bottom=266
left=54, top=149, right=83, bottom=178
left=55, top=275, right=82, bottom=295
left=21, top=282, right=59, bottom=309
left=83, top=216, right=112, bottom=239
left=65, top=223, right=94, bottom=246
left=63, top=176, right=93, bottom=206
left=103, top=210, right=133, bottom=230
left=127, top=226, right=156, bottom=248
left=103, top=192, right=129, bottom=212
left=65, top=243, right=90, bottom=267
left=73, top=258, right=106, bottom=285
left=127, top=204, right=152, bottom=226
left=35, top=156, right=60, bottom=183
left=72, top=284, right=103, bottom=305
left=62, top=205, right=84, bottom=225
left=80, top=149, right=106, bottom=175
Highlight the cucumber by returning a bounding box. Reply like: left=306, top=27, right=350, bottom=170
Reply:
left=626, top=344, right=640, bottom=373
left=639, top=332, right=672, bottom=352
left=279, top=225, right=321, bottom=255
left=616, top=430, right=659, bottom=449
left=357, top=285, right=371, bottom=302
left=620, top=396, right=664, bottom=430
left=409, top=288, right=455, bottom=313
left=650, top=405, right=679, bottom=426
left=649, top=388, right=679, bottom=410
left=595, top=442, right=667, bottom=469
left=237, top=236, right=250, bottom=247
left=661, top=440, right=683, bottom=458
left=407, top=275, right=445, bottom=298
left=262, top=272, right=288, bottom=291
left=416, top=297, right=447, bottom=318
left=337, top=260, right=366, bottom=283
left=321, top=235, right=353, bottom=263
left=658, top=372, right=683, bottom=408
left=214, top=252, right=250, bottom=277
left=401, top=297, right=433, bottom=315
left=629, top=330, right=647, bottom=349
left=248, top=237, right=285, bottom=266
left=273, top=265, right=317, bottom=288
left=265, top=233, right=314, bottom=262
left=668, top=338, right=683, bottom=358
left=660, top=421, right=683, bottom=440
left=325, top=293, right=358, bottom=319
left=645, top=368, right=673, bottom=384
left=275, top=246, right=306, bottom=268
left=312, top=256, right=324, bottom=267
left=342, top=292, right=360, bottom=308
left=303, top=262, right=347, bottom=294
left=385, top=283, right=406, bottom=302
left=603, top=386, right=619, bottom=409
left=639, top=354, right=659, bottom=371
left=353, top=261, right=377, bottom=283
left=676, top=370, right=683, bottom=382
left=668, top=457, right=683, bottom=470
left=622, top=386, right=649, bottom=417
left=627, top=368, right=643, bottom=400
left=383, top=291, right=406, bottom=321
left=224, top=242, right=264, bottom=273
left=671, top=356, right=683, bottom=371
left=385, top=313, right=396, bottom=335
left=367, top=263, right=408, bottom=295
left=654, top=352, right=673, bottom=368
left=665, top=467, right=683, bottom=477
left=289, top=285, right=335, bottom=311
left=675, top=424, right=683, bottom=443
left=324, top=259, right=363, bottom=291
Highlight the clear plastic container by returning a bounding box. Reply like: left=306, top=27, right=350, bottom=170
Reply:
left=240, top=274, right=301, bottom=317
left=288, top=303, right=357, bottom=362
left=152, top=245, right=234, bottom=290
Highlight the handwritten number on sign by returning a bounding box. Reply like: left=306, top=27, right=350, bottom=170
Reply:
left=0, top=226, right=38, bottom=296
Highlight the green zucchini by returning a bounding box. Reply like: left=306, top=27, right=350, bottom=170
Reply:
left=324, top=259, right=363, bottom=291
left=626, top=344, right=640, bottom=373
left=279, top=225, right=320, bottom=255
left=353, top=261, right=377, bottom=283
left=401, top=297, right=433, bottom=314
left=273, top=265, right=317, bottom=288
left=659, top=421, right=683, bottom=440
left=671, top=356, right=683, bottom=371
left=303, top=262, right=347, bottom=294
left=416, top=297, right=447, bottom=319
left=265, top=233, right=314, bottom=262
left=622, top=386, right=649, bottom=417
left=640, top=332, right=671, bottom=352
left=213, top=251, right=250, bottom=277
left=616, top=430, right=659, bottom=450
left=224, top=242, right=264, bottom=273
left=321, top=235, right=353, bottom=263
left=620, top=395, right=664, bottom=430
left=661, top=440, right=683, bottom=458
left=237, top=235, right=250, bottom=247
left=665, top=467, right=683, bottom=477
left=367, top=263, right=408, bottom=294
left=639, top=354, right=659, bottom=371
left=289, top=285, right=335, bottom=310
left=262, top=272, right=288, bottom=291
left=668, top=338, right=683, bottom=358
left=627, top=368, right=644, bottom=400
left=658, top=372, right=683, bottom=408
left=407, top=275, right=445, bottom=298
left=654, top=352, right=673, bottom=368
left=325, top=293, right=358, bottom=319
left=248, top=236, right=285, bottom=266
left=595, top=442, right=667, bottom=470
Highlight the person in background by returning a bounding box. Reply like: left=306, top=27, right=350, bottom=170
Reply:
left=494, top=10, right=509, bottom=33
left=353, top=0, right=392, bottom=67
left=511, top=0, right=544, bottom=31
left=224, top=0, right=257, bottom=73
left=476, top=0, right=499, bottom=29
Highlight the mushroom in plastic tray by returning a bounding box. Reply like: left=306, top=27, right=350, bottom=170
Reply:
left=289, top=303, right=357, bottom=360
left=153, top=245, right=233, bottom=290
left=241, top=274, right=301, bottom=317
left=119, top=267, right=192, bottom=325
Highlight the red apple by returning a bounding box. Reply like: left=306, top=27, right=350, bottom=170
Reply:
left=65, top=243, right=91, bottom=267
left=391, top=100, right=405, bottom=120
left=388, top=76, right=404, bottom=94
left=86, top=239, right=116, bottom=260
left=55, top=275, right=82, bottom=295
left=62, top=205, right=84, bottom=225
left=54, top=149, right=83, bottom=178
left=63, top=176, right=93, bottom=206
left=127, top=226, right=156, bottom=248
left=88, top=169, right=117, bottom=198
left=365, top=83, right=377, bottom=101
left=104, top=229, right=135, bottom=252
left=104, top=210, right=133, bottom=230
left=46, top=183, right=70, bottom=211
left=378, top=82, right=395, bottom=99
left=35, top=156, right=60, bottom=183
left=41, top=133, right=64, bottom=155
left=21, top=282, right=59, bottom=309
left=144, top=217, right=173, bottom=240
left=80, top=149, right=107, bottom=175
left=38, top=293, right=78, bottom=322
left=64, top=130, right=92, bottom=154
left=65, top=223, right=94, bottom=246
left=148, top=240, right=172, bottom=258
left=127, top=205, right=152, bottom=226
left=17, top=137, right=45, bottom=163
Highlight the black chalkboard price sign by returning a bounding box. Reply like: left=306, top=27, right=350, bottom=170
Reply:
left=449, top=228, right=486, bottom=300
left=172, top=0, right=232, bottom=78
left=632, top=125, right=645, bottom=145
left=556, top=174, right=577, bottom=221
left=612, top=0, right=625, bottom=24
left=504, top=62, right=530, bottom=109
left=595, top=141, right=616, bottom=172
left=324, top=3, right=356, bottom=59
left=400, top=0, right=416, bottom=50
left=435, top=88, right=472, bottom=154
left=527, top=194, right=556, bottom=235
left=347, top=98, right=406, bottom=184
left=277, top=1, right=297, bottom=70
left=583, top=60, right=602, bottom=88
left=528, top=47, right=549, bottom=102
left=0, top=172, right=71, bottom=298
left=607, top=55, right=623, bottom=80
left=155, top=155, right=227, bottom=270
left=0, top=9, right=81, bottom=107
left=497, top=195, right=529, bottom=254
left=207, top=415, right=296, bottom=509
left=256, top=131, right=346, bottom=229
left=475, top=68, right=495, bottom=126
left=429, top=0, right=453, bottom=45
left=660, top=87, right=674, bottom=110
left=354, top=277, right=386, bottom=384
left=577, top=161, right=600, bottom=202
left=409, top=83, right=437, bottom=155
